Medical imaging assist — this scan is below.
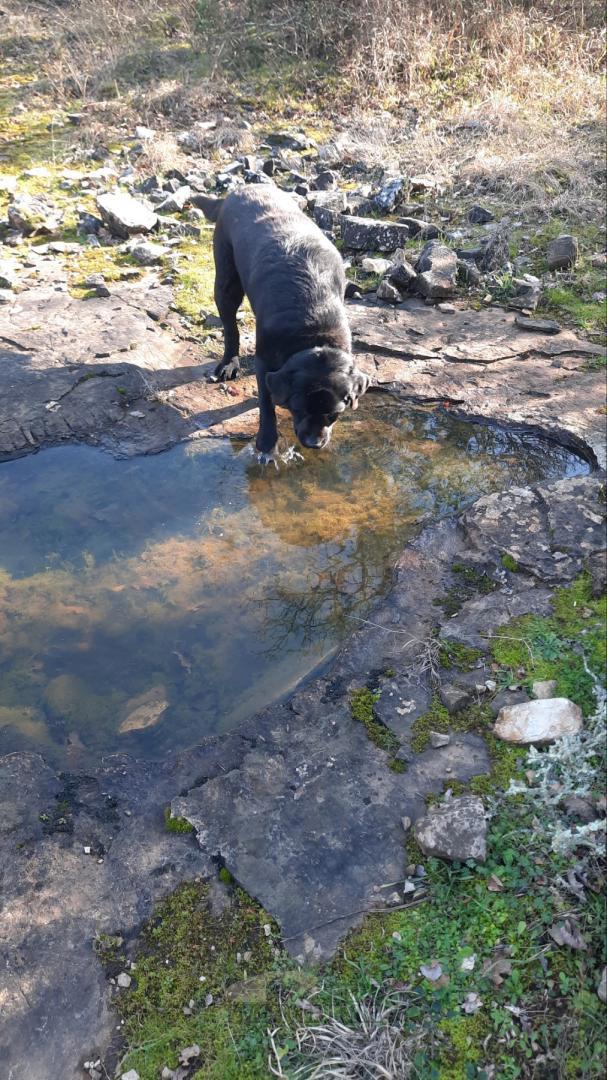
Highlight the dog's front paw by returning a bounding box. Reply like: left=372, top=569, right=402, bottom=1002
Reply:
left=213, top=357, right=241, bottom=382
left=257, top=449, right=281, bottom=471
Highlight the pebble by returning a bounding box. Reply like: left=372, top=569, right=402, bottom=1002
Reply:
left=117, top=972, right=132, bottom=988
left=121, top=1071, right=140, bottom=1080
left=429, top=730, right=450, bottom=748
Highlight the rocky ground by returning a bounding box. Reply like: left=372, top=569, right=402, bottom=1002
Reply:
left=1, top=35, right=607, bottom=1080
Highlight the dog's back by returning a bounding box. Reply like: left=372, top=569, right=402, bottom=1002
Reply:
left=195, top=186, right=350, bottom=361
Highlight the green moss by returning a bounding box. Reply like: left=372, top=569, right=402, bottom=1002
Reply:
left=218, top=866, right=234, bottom=886
left=163, top=806, right=194, bottom=834
left=501, top=552, right=520, bottom=572
left=437, top=562, right=496, bottom=616
left=410, top=697, right=451, bottom=753
left=543, top=285, right=606, bottom=338
left=117, top=882, right=283, bottom=1079
left=350, top=687, right=400, bottom=755
left=439, top=640, right=483, bottom=672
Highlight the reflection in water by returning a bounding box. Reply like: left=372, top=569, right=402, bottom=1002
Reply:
left=0, top=398, right=589, bottom=767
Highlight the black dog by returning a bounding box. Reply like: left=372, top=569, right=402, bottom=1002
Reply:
left=192, top=186, right=369, bottom=457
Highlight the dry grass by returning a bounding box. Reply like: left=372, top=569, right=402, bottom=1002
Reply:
left=269, top=988, right=437, bottom=1079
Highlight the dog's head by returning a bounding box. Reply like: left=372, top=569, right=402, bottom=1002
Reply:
left=265, top=347, right=369, bottom=449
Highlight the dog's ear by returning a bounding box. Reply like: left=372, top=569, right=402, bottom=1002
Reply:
left=345, top=367, right=369, bottom=409
left=266, top=368, right=293, bottom=406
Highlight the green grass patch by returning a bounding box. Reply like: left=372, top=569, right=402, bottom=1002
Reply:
left=501, top=552, right=520, bottom=573
left=439, top=640, right=484, bottom=672
left=491, top=573, right=606, bottom=717
left=436, top=562, right=496, bottom=617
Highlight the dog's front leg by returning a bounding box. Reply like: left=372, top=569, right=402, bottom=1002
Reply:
left=254, top=359, right=279, bottom=461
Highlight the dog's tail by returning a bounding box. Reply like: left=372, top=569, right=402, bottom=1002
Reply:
left=190, top=194, right=223, bottom=222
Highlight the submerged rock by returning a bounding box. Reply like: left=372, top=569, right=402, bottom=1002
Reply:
left=119, top=686, right=169, bottom=733
left=97, top=192, right=158, bottom=238
left=414, top=795, right=487, bottom=863
left=494, top=698, right=582, bottom=745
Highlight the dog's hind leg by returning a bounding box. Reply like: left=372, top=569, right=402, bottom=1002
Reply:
left=212, top=237, right=245, bottom=381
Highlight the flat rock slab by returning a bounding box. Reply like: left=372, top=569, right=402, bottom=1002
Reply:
left=494, top=698, right=583, bottom=744
left=174, top=708, right=489, bottom=961
left=349, top=299, right=606, bottom=466
left=0, top=276, right=260, bottom=459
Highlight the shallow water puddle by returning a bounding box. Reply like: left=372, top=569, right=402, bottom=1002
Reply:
left=0, top=398, right=589, bottom=767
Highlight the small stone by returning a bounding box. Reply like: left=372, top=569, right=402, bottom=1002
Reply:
left=460, top=954, right=476, bottom=971
left=438, top=302, right=456, bottom=313
left=83, top=845, right=91, bottom=854
left=374, top=177, right=405, bottom=213
left=314, top=169, right=337, bottom=191
left=161, top=1069, right=175, bottom=1080
left=376, top=279, right=402, bottom=304
left=401, top=815, right=412, bottom=831
left=531, top=679, right=557, bottom=700
left=398, top=217, right=441, bottom=240
left=494, top=698, right=582, bottom=745
left=178, top=1045, right=201, bottom=1065
left=429, top=730, right=450, bottom=748
left=117, top=971, right=132, bottom=988
left=439, top=684, right=472, bottom=714
left=156, top=185, right=191, bottom=214
left=508, top=277, right=542, bottom=312
left=514, top=315, right=561, bottom=334
left=7, top=195, right=61, bottom=235
left=388, top=251, right=418, bottom=291
left=415, top=240, right=458, bottom=299
left=361, top=257, right=392, bottom=274
left=0, top=289, right=13, bottom=304
left=386, top=891, right=401, bottom=907
left=456, top=257, right=481, bottom=287
left=598, top=966, right=607, bottom=1003
left=414, top=795, right=487, bottom=863
left=84, top=272, right=106, bottom=287
left=485, top=679, right=497, bottom=692
left=121, top=1071, right=140, bottom=1080
left=134, top=125, right=155, bottom=141
left=129, top=240, right=169, bottom=265
left=402, top=879, right=416, bottom=894
left=0, top=260, right=17, bottom=289
left=467, top=205, right=494, bottom=224
left=563, top=795, right=597, bottom=823
left=547, top=234, right=578, bottom=271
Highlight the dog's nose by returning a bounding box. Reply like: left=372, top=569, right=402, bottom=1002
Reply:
left=300, top=433, right=327, bottom=449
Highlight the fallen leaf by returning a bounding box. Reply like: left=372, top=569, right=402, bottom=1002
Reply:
left=481, top=954, right=513, bottom=987
left=548, top=919, right=587, bottom=951
left=487, top=873, right=504, bottom=892
left=462, top=991, right=483, bottom=1014
left=420, top=961, right=443, bottom=982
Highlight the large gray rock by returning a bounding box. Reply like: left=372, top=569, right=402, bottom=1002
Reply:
left=311, top=190, right=347, bottom=213
left=547, top=234, right=579, bottom=271
left=414, top=796, right=487, bottom=863
left=96, top=192, right=158, bottom=238
left=494, top=698, right=582, bottom=744
left=129, top=239, right=170, bottom=266
left=341, top=216, right=410, bottom=252
left=415, top=240, right=458, bottom=299
left=468, top=205, right=494, bottom=224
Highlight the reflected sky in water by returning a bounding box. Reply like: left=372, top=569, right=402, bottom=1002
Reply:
left=0, top=398, right=589, bottom=767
